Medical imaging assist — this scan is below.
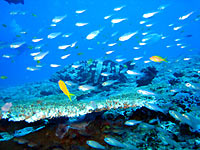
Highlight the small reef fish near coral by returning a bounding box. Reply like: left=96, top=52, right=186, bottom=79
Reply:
left=149, top=56, right=168, bottom=63
left=58, top=80, right=75, bottom=101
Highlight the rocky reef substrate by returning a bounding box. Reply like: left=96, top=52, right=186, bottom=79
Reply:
left=0, top=55, right=200, bottom=149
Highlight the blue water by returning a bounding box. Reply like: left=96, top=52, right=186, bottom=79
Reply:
left=0, top=0, right=200, bottom=88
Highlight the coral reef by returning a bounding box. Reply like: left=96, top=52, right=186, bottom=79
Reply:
left=0, top=55, right=200, bottom=149
left=49, top=59, right=127, bottom=86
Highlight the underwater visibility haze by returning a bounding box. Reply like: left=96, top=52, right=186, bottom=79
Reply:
left=0, top=0, right=200, bottom=149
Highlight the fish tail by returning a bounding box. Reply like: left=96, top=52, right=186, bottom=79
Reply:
left=68, top=93, right=75, bottom=102
left=69, top=93, right=75, bottom=96
left=164, top=57, right=168, bottom=62
left=68, top=96, right=72, bottom=101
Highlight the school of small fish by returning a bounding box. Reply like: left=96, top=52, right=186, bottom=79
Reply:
left=0, top=1, right=197, bottom=77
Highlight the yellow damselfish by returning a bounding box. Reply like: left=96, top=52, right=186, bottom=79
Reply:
left=150, top=56, right=167, bottom=62
left=58, top=80, right=75, bottom=101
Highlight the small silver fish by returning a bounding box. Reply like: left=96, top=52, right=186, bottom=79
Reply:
left=58, top=45, right=71, bottom=50
left=145, top=103, right=166, bottom=114
left=104, top=14, right=112, bottom=19
left=111, top=18, right=127, bottom=24
left=86, top=140, right=105, bottom=149
left=179, top=11, right=193, bottom=20
left=52, top=15, right=66, bottom=23
left=104, top=137, right=125, bottom=148
left=137, top=89, right=156, bottom=96
left=75, top=22, right=88, bottom=27
left=173, top=26, right=182, bottom=31
left=47, top=32, right=61, bottom=39
left=30, top=52, right=40, bottom=56
left=62, top=33, right=72, bottom=38
left=169, top=110, right=185, bottom=122
left=86, top=28, right=103, bottom=40
left=75, top=9, right=86, bottom=14
left=78, top=85, right=96, bottom=91
left=26, top=67, right=39, bottom=71
left=138, top=123, right=155, bottom=130
left=126, top=70, right=143, bottom=76
left=10, top=41, right=25, bottom=48
left=33, top=51, right=49, bottom=61
left=124, top=120, right=142, bottom=126
left=61, top=54, right=71, bottom=59
left=65, top=81, right=77, bottom=86
left=159, top=134, right=179, bottom=147
left=119, top=31, right=137, bottom=41
left=32, top=38, right=43, bottom=43
left=143, top=11, right=159, bottom=18
left=2, top=54, right=12, bottom=58
left=113, top=5, right=126, bottom=11
left=102, top=80, right=118, bottom=86
left=169, top=110, right=200, bottom=131
left=101, top=72, right=113, bottom=77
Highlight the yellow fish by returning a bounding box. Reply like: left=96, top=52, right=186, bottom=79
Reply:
left=150, top=56, right=167, bottom=62
left=58, top=80, right=74, bottom=101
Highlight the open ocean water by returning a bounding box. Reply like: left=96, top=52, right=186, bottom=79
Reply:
left=0, top=0, right=200, bottom=149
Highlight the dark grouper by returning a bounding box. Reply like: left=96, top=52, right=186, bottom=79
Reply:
left=4, top=0, right=24, bottom=4
left=50, top=59, right=127, bottom=87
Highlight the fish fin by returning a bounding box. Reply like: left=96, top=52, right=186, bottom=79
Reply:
left=69, top=93, right=75, bottom=96
left=164, top=57, right=168, bottom=62
left=68, top=96, right=72, bottom=102
left=68, top=93, right=75, bottom=102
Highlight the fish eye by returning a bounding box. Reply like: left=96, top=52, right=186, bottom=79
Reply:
left=185, top=83, right=191, bottom=87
